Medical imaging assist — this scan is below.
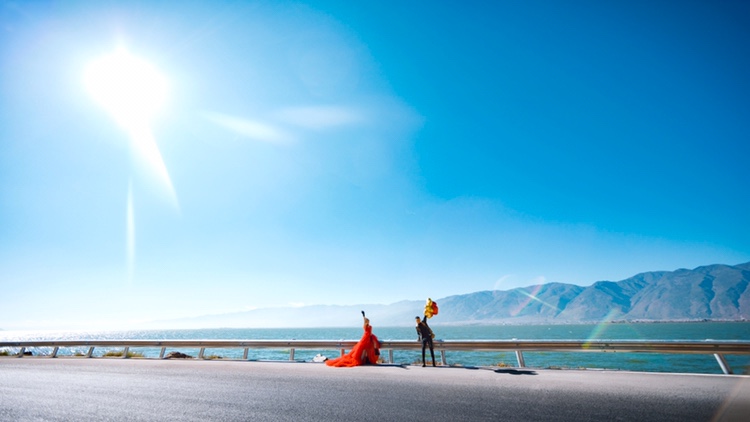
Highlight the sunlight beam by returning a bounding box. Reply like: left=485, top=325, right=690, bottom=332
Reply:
left=84, top=47, right=178, bottom=285
left=128, top=124, right=179, bottom=209
left=127, top=181, right=135, bottom=284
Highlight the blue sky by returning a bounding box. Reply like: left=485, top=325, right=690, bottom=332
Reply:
left=2, top=1, right=748, bottom=330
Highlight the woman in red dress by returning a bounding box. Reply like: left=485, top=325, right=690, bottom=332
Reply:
left=326, top=312, right=380, bottom=367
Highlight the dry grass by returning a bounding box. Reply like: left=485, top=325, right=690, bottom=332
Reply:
left=203, top=354, right=223, bottom=360
left=411, top=359, right=443, bottom=366
left=103, top=350, right=145, bottom=358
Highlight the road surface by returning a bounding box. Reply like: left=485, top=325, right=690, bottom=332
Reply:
left=1, top=359, right=748, bottom=421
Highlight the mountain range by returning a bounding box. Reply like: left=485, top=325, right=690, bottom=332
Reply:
left=148, top=262, right=750, bottom=328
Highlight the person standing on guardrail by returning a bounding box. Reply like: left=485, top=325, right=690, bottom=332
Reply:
left=415, top=316, right=436, bottom=367
left=326, top=311, right=380, bottom=367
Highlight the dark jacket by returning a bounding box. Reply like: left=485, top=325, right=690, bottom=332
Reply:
left=416, top=320, right=433, bottom=342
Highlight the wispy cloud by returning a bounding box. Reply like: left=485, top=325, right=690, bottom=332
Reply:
left=203, top=111, right=292, bottom=143
left=274, top=105, right=363, bottom=130
left=203, top=105, right=364, bottom=143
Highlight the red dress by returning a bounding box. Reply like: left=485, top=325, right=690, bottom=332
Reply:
left=326, top=324, right=380, bottom=367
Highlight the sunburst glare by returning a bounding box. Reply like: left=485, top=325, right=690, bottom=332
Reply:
left=83, top=47, right=176, bottom=203
left=84, top=48, right=167, bottom=128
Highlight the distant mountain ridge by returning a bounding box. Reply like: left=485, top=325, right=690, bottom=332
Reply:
left=437, top=262, right=750, bottom=324
left=148, top=262, right=750, bottom=328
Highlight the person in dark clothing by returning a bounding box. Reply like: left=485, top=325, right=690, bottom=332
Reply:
left=415, top=316, right=436, bottom=367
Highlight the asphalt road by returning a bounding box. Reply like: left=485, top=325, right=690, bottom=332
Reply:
left=1, top=358, right=748, bottom=421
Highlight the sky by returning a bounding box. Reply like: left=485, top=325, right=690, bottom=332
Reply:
left=1, top=0, right=749, bottom=330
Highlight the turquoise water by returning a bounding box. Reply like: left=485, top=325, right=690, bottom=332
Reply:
left=2, top=322, right=748, bottom=374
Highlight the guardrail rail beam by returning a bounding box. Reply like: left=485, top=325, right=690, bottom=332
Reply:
left=2, top=339, right=747, bottom=375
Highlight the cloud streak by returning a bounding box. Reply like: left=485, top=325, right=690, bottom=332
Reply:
left=274, top=105, right=363, bottom=129
left=202, top=111, right=292, bottom=143
left=203, top=104, right=367, bottom=144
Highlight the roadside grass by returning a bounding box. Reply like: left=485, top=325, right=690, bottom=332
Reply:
left=103, top=350, right=145, bottom=358
left=203, top=354, right=223, bottom=360
left=411, top=359, right=444, bottom=366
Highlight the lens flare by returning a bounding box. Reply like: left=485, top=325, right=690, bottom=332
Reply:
left=510, top=284, right=549, bottom=316
left=127, top=181, right=135, bottom=284
left=584, top=310, right=643, bottom=347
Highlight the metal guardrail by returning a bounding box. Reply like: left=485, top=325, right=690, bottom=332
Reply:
left=2, top=339, right=748, bottom=375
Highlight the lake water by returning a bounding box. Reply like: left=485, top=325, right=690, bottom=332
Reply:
left=2, top=322, right=748, bottom=374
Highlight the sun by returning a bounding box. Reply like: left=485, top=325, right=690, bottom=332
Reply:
left=84, top=48, right=168, bottom=128
left=84, top=47, right=178, bottom=210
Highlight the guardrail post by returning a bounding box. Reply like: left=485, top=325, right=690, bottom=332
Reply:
left=289, top=348, right=295, bottom=361
left=340, top=349, right=345, bottom=357
left=16, top=347, right=25, bottom=358
left=87, top=347, right=95, bottom=358
left=52, top=346, right=59, bottom=358
left=159, top=347, right=166, bottom=359
left=243, top=348, right=249, bottom=360
left=440, top=350, right=447, bottom=366
left=713, top=353, right=733, bottom=375
left=199, top=348, right=205, bottom=359
left=388, top=349, right=394, bottom=364
left=123, top=347, right=130, bottom=359
left=515, top=350, right=526, bottom=368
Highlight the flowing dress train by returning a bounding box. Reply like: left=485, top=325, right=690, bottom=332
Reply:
left=325, top=324, right=379, bottom=367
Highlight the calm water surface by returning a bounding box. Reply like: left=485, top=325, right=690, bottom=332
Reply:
left=2, top=322, right=748, bottom=374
